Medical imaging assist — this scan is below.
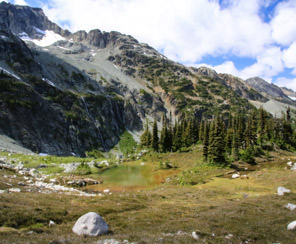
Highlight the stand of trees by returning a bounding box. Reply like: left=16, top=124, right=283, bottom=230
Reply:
left=140, top=107, right=296, bottom=165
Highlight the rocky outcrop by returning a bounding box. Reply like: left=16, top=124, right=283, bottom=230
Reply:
left=0, top=2, right=70, bottom=38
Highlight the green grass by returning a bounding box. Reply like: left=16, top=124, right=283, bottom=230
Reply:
left=1, top=150, right=296, bottom=243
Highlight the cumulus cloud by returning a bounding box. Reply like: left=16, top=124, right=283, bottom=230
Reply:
left=37, top=0, right=296, bottom=91
left=43, top=0, right=272, bottom=63
left=240, top=47, right=284, bottom=80
left=283, top=42, right=296, bottom=75
left=274, top=77, right=296, bottom=91
left=13, top=0, right=28, bottom=6
left=271, top=0, right=296, bottom=46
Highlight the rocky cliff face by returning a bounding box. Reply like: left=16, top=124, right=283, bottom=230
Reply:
left=0, top=1, right=70, bottom=38
left=245, top=77, right=294, bottom=104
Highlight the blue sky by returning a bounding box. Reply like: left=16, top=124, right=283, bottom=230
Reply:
left=6, top=0, right=296, bottom=91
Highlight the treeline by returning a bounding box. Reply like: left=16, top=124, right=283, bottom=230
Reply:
left=140, top=107, right=296, bottom=164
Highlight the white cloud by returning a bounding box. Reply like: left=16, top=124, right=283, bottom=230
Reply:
left=13, top=0, right=28, bottom=6
left=271, top=0, right=296, bottom=46
left=240, top=47, right=284, bottom=81
left=274, top=77, right=296, bottom=91
left=43, top=0, right=272, bottom=63
left=36, top=0, right=296, bottom=91
left=212, top=61, right=240, bottom=76
left=283, top=42, right=296, bottom=75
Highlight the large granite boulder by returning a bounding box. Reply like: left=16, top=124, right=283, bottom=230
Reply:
left=72, top=212, right=108, bottom=236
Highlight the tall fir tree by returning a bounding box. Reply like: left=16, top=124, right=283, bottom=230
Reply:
left=203, top=122, right=209, bottom=161
left=208, top=116, right=226, bottom=164
left=152, top=119, right=159, bottom=152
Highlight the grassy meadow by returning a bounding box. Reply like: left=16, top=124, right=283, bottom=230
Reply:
left=0, top=147, right=296, bottom=243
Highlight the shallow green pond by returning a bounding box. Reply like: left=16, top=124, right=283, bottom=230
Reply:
left=99, top=165, right=153, bottom=186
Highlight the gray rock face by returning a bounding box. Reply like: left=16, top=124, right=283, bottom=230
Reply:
left=72, top=212, right=108, bottom=236
left=245, top=77, right=287, bottom=99
left=0, top=2, right=70, bottom=38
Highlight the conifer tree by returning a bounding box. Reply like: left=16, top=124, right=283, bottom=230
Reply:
left=140, top=120, right=151, bottom=147
left=232, top=130, right=239, bottom=161
left=199, top=121, right=205, bottom=142
left=208, top=116, right=226, bottom=164
left=203, top=123, right=209, bottom=161
left=173, top=122, right=182, bottom=151
left=152, top=119, right=159, bottom=152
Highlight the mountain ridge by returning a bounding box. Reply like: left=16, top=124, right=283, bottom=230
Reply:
left=0, top=2, right=295, bottom=155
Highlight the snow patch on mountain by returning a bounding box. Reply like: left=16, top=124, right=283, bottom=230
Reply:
left=289, top=96, right=296, bottom=101
left=18, top=32, right=32, bottom=41
left=32, top=30, right=64, bottom=47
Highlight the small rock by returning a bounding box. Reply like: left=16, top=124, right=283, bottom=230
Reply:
left=50, top=179, right=57, bottom=183
left=49, top=220, right=56, bottom=227
left=72, top=212, right=108, bottom=236
left=0, top=190, right=5, bottom=194
left=285, top=203, right=296, bottom=211
left=291, top=164, right=296, bottom=171
left=140, top=162, right=145, bottom=166
left=225, top=234, right=233, bottom=239
left=103, top=189, right=110, bottom=193
left=18, top=182, right=26, bottom=186
left=37, top=164, right=47, bottom=169
left=287, top=161, right=293, bottom=166
left=277, top=186, right=291, bottom=196
left=8, top=188, right=21, bottom=193
left=232, top=173, right=240, bottom=179
left=287, top=221, right=296, bottom=230
left=96, top=240, right=120, bottom=244
left=192, top=231, right=199, bottom=240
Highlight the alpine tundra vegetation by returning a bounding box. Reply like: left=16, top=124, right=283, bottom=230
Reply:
left=0, top=1, right=296, bottom=244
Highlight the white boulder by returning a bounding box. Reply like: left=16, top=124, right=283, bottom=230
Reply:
left=232, top=173, right=240, bottom=179
left=287, top=221, right=296, bottom=230
left=72, top=212, right=108, bottom=236
left=277, top=187, right=291, bottom=196
left=287, top=161, right=293, bottom=166
left=285, top=203, right=296, bottom=211
left=192, top=231, right=199, bottom=240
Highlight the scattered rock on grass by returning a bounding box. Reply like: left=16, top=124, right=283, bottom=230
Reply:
left=72, top=212, right=108, bottom=236
left=232, top=173, right=240, bottom=179
left=225, top=233, right=234, bottom=239
left=287, top=221, right=296, bottom=230
left=277, top=187, right=291, bottom=196
left=192, top=231, right=200, bottom=240
left=285, top=203, right=296, bottom=211
left=8, top=188, right=21, bottom=193
left=49, top=220, right=56, bottom=227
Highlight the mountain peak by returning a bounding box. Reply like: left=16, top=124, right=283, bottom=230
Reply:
left=0, top=2, right=70, bottom=39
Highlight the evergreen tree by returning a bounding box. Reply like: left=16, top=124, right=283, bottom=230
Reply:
left=208, top=116, right=226, bottom=164
left=232, top=129, right=239, bottom=161
left=173, top=122, right=182, bottom=151
left=225, top=128, right=233, bottom=155
left=199, top=121, right=205, bottom=142
left=152, top=119, right=159, bottom=152
left=203, top=123, right=209, bottom=161
left=140, top=120, right=151, bottom=147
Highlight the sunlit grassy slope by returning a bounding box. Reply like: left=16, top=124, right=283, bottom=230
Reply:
left=1, top=148, right=296, bottom=243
